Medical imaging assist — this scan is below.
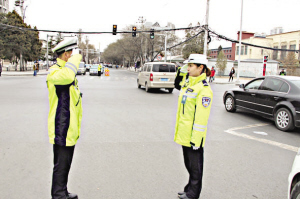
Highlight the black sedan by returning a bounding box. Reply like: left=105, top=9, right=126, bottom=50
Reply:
left=223, top=76, right=300, bottom=131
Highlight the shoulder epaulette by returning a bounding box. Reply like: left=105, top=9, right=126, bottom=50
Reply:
left=202, top=80, right=208, bottom=86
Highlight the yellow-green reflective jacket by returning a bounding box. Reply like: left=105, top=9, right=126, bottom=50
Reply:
left=46, top=55, right=83, bottom=146
left=174, top=73, right=213, bottom=147
left=98, top=64, right=102, bottom=71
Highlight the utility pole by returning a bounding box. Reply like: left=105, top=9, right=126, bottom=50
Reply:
left=237, top=0, right=244, bottom=82
left=46, top=34, right=49, bottom=70
left=203, top=0, right=210, bottom=56
left=85, top=36, right=89, bottom=64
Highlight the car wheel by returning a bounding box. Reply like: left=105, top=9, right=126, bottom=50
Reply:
left=145, top=82, right=150, bottom=92
left=137, top=80, right=141, bottom=88
left=225, top=95, right=236, bottom=112
left=275, top=108, right=294, bottom=131
left=291, top=181, right=300, bottom=199
left=168, top=88, right=174, bottom=93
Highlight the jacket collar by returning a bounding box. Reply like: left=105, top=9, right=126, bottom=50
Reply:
left=56, top=58, right=66, bottom=67
left=188, top=73, right=207, bottom=86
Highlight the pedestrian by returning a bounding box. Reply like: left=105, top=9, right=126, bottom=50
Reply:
left=279, top=69, right=286, bottom=76
left=228, top=66, right=235, bottom=82
left=0, top=62, right=2, bottom=77
left=174, top=54, right=213, bottom=199
left=47, top=37, right=82, bottom=199
left=209, top=66, right=215, bottom=82
left=33, top=62, right=37, bottom=76
left=37, top=62, right=39, bottom=73
left=98, top=64, right=102, bottom=76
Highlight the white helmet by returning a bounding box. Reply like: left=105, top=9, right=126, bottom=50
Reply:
left=52, top=37, right=78, bottom=53
left=187, top=54, right=208, bottom=66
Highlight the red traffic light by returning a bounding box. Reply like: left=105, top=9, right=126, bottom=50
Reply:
left=132, top=26, right=137, bottom=37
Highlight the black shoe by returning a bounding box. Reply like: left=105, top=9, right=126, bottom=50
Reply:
left=67, top=193, right=78, bottom=199
left=178, top=191, right=185, bottom=195
left=178, top=193, right=196, bottom=199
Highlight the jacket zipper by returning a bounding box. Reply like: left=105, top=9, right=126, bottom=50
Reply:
left=75, top=95, right=81, bottom=106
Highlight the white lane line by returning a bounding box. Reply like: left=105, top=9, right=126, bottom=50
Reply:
left=253, top=131, right=268, bottom=136
left=225, top=124, right=298, bottom=152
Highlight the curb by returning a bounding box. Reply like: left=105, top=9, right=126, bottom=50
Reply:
left=2, top=73, right=48, bottom=76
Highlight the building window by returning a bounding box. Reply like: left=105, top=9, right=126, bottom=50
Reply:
left=273, top=46, right=278, bottom=60
left=241, top=46, right=244, bottom=55
left=236, top=46, right=239, bottom=55
left=281, top=45, right=287, bottom=60
left=290, top=45, right=296, bottom=50
left=245, top=46, right=248, bottom=55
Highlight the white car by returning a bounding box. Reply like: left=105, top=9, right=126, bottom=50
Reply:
left=89, top=65, right=99, bottom=76
left=137, top=62, right=176, bottom=93
left=288, top=148, right=300, bottom=199
left=77, top=62, right=86, bottom=75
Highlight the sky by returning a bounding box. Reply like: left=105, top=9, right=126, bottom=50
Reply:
left=9, top=0, right=300, bottom=52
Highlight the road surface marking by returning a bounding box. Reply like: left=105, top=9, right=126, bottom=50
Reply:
left=253, top=131, right=268, bottom=136
left=225, top=124, right=298, bottom=152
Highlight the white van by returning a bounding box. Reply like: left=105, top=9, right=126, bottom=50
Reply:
left=137, top=62, right=176, bottom=93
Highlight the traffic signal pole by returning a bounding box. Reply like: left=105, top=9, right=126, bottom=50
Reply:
left=237, top=0, right=244, bottom=82
left=203, top=0, right=210, bottom=56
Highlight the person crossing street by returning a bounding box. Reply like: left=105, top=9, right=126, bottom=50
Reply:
left=174, top=54, right=213, bottom=199
left=47, top=37, right=82, bottom=199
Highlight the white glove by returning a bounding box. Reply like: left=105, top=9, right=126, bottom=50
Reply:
left=192, top=146, right=200, bottom=150
left=71, top=49, right=80, bottom=56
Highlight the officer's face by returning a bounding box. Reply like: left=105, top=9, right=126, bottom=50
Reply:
left=188, top=63, right=203, bottom=77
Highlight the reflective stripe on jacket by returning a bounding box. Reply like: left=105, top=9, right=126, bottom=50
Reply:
left=47, top=54, right=83, bottom=146
left=174, top=73, right=213, bottom=147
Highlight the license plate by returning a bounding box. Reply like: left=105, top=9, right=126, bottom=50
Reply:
left=161, top=78, right=168, bottom=81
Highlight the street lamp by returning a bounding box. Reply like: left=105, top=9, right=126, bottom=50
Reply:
left=14, top=0, right=27, bottom=71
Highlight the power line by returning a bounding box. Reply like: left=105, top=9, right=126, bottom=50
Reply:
left=206, top=27, right=299, bottom=53
left=0, top=23, right=201, bottom=34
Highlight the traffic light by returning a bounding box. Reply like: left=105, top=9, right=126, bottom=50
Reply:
left=264, top=55, right=268, bottom=62
left=132, top=26, right=137, bottom=37
left=113, top=25, right=117, bottom=35
left=150, top=29, right=154, bottom=39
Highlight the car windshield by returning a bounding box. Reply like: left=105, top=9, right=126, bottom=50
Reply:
left=291, top=80, right=300, bottom=88
left=79, top=63, right=85, bottom=68
left=152, top=64, right=176, bottom=72
left=91, top=65, right=98, bottom=69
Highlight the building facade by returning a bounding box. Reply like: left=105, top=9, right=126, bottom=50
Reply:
left=232, top=30, right=300, bottom=61
left=0, top=0, right=9, bottom=14
left=209, top=47, right=233, bottom=60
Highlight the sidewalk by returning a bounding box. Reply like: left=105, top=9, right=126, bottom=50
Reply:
left=125, top=67, right=252, bottom=85
left=2, top=69, right=48, bottom=76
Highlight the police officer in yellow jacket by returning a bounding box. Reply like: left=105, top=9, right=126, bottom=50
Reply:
left=98, top=64, right=102, bottom=76
left=47, top=37, right=82, bottom=199
left=174, top=54, right=213, bottom=199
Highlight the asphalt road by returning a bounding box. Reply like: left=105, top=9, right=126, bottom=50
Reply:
left=0, top=69, right=299, bottom=199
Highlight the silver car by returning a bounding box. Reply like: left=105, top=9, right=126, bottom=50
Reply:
left=288, top=148, right=300, bottom=199
left=137, top=62, right=176, bottom=93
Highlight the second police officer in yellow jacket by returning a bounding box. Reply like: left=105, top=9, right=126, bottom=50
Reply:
left=174, top=54, right=213, bottom=199
left=47, top=37, right=82, bottom=199
left=98, top=63, right=102, bottom=76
